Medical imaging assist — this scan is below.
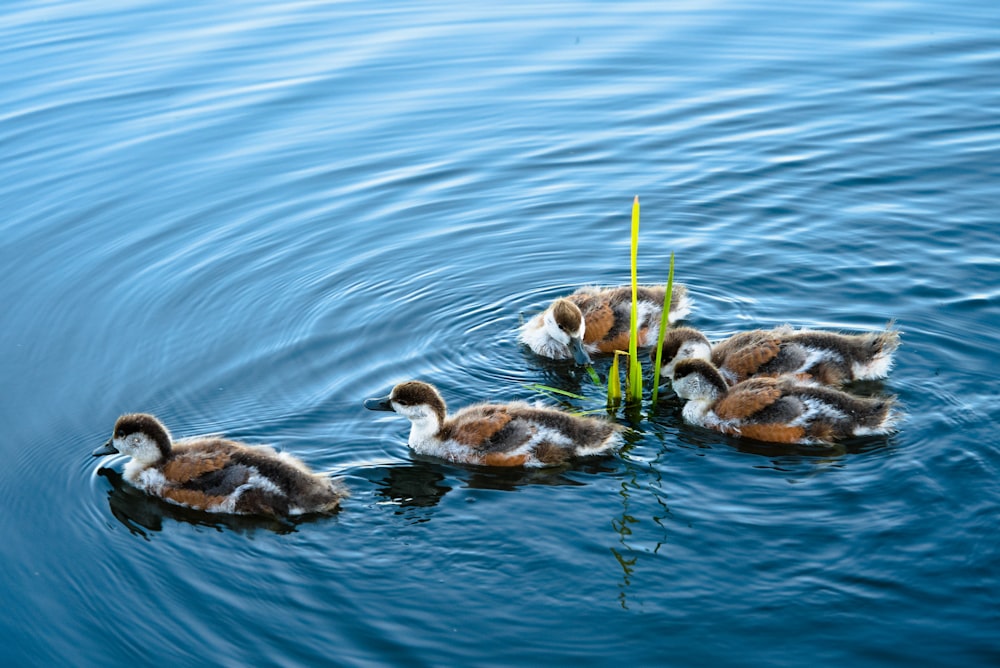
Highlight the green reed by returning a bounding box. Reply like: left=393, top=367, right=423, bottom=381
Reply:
left=532, top=196, right=678, bottom=417
left=650, top=252, right=675, bottom=404
left=606, top=350, right=626, bottom=409
left=625, top=196, right=643, bottom=405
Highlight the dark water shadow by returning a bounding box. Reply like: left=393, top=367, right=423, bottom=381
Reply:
left=368, top=455, right=619, bottom=522
left=371, top=459, right=454, bottom=514
left=96, top=468, right=337, bottom=539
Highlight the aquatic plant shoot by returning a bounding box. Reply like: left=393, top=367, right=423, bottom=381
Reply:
left=650, top=252, right=676, bottom=404
left=627, top=196, right=643, bottom=405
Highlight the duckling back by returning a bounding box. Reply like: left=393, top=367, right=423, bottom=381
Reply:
left=702, top=325, right=901, bottom=386
left=441, top=402, right=623, bottom=467
left=779, top=327, right=900, bottom=383
left=671, top=359, right=898, bottom=445
left=147, top=440, right=345, bottom=517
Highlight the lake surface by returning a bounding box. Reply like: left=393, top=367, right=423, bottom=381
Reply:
left=2, top=1, right=998, bottom=665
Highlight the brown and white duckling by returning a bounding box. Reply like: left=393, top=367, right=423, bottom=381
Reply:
left=654, top=324, right=900, bottom=387
left=364, top=381, right=622, bottom=467
left=92, top=413, right=346, bottom=517
left=519, top=284, right=693, bottom=364
left=669, top=358, right=898, bottom=444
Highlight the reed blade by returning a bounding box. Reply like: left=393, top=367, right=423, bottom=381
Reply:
left=527, top=384, right=589, bottom=401
left=650, top=252, right=675, bottom=404
left=627, top=196, right=643, bottom=404
left=607, top=351, right=623, bottom=408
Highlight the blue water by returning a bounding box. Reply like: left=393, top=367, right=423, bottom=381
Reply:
left=2, top=1, right=999, bottom=665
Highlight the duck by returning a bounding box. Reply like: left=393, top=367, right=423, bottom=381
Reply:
left=364, top=380, right=622, bottom=467
left=668, top=358, right=898, bottom=444
left=519, top=284, right=693, bottom=364
left=653, top=323, right=900, bottom=387
left=92, top=413, right=346, bottom=517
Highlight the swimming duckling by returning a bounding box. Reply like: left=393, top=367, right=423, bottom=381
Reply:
left=669, top=358, right=898, bottom=444
left=519, top=284, right=693, bottom=364
left=364, top=381, right=622, bottom=467
left=654, top=324, right=900, bottom=387
left=92, top=413, right=346, bottom=517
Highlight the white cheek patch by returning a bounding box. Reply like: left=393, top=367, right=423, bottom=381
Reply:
left=664, top=340, right=712, bottom=377
left=118, top=435, right=161, bottom=465
left=518, top=315, right=573, bottom=359
left=543, top=310, right=572, bottom=345
left=686, top=341, right=712, bottom=361
left=394, top=402, right=431, bottom=420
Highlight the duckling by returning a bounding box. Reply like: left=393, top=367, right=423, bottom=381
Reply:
left=669, top=358, right=898, bottom=444
left=364, top=381, right=622, bottom=467
left=92, top=413, right=346, bottom=517
left=519, top=284, right=693, bottom=364
left=654, top=324, right=900, bottom=387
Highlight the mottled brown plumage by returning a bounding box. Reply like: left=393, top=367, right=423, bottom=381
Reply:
left=365, top=381, right=622, bottom=467
left=656, top=324, right=900, bottom=387
left=712, top=331, right=783, bottom=382
left=93, top=413, right=346, bottom=517
left=669, top=359, right=899, bottom=445
left=713, top=378, right=783, bottom=420
left=519, top=283, right=693, bottom=362
left=568, top=285, right=689, bottom=349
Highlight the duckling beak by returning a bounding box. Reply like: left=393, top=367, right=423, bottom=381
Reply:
left=92, top=439, right=119, bottom=457
left=364, top=395, right=395, bottom=412
left=570, top=337, right=591, bottom=365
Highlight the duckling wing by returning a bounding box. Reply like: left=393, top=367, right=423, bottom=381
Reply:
left=482, top=418, right=537, bottom=453
left=153, top=442, right=254, bottom=509
left=578, top=301, right=616, bottom=346
left=714, top=332, right=782, bottom=382
left=162, top=441, right=241, bottom=484
left=713, top=378, right=783, bottom=420
left=448, top=405, right=520, bottom=449
left=181, top=464, right=254, bottom=497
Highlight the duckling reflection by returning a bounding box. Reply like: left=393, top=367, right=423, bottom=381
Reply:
left=461, top=457, right=615, bottom=491
left=375, top=461, right=453, bottom=513
left=96, top=467, right=301, bottom=536
left=373, top=457, right=618, bottom=520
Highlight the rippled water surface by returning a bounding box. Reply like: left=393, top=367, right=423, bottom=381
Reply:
left=2, top=1, right=999, bottom=665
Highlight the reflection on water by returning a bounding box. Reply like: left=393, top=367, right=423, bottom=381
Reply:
left=612, top=431, right=672, bottom=610
left=373, top=456, right=618, bottom=521
left=373, top=461, right=453, bottom=523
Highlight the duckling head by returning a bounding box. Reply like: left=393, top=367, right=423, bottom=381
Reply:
left=93, top=413, right=173, bottom=466
left=545, top=299, right=590, bottom=365
left=365, top=381, right=448, bottom=438
left=670, top=358, right=728, bottom=403
left=652, top=327, right=712, bottom=377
